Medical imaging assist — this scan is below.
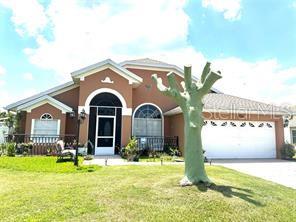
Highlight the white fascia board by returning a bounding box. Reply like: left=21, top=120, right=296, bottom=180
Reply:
left=17, top=95, right=73, bottom=114
left=71, top=59, right=143, bottom=85
left=5, top=81, right=76, bottom=111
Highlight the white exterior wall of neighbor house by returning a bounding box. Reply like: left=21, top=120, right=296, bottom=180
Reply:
left=285, top=116, right=296, bottom=144
left=0, top=121, right=8, bottom=143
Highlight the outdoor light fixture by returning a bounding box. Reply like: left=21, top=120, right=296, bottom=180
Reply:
left=79, top=109, right=86, bottom=120
left=70, top=108, right=87, bottom=166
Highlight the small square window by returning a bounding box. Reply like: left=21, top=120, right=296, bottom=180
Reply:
left=291, top=129, right=296, bottom=144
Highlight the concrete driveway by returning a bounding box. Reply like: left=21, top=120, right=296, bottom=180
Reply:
left=213, top=159, right=296, bottom=189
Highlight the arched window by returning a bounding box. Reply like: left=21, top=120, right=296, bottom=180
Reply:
left=133, top=104, right=162, bottom=137
left=40, top=113, right=53, bottom=120
left=33, top=113, right=59, bottom=136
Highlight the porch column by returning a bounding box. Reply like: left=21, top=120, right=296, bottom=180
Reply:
left=79, top=114, right=89, bottom=144
left=121, top=115, right=132, bottom=147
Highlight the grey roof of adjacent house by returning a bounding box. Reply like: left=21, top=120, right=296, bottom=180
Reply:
left=121, top=58, right=173, bottom=66
left=165, top=93, right=291, bottom=116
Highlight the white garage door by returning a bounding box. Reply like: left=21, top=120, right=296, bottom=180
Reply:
left=202, top=120, right=276, bottom=159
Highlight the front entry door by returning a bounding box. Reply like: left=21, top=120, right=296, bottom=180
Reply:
left=95, top=116, right=116, bottom=155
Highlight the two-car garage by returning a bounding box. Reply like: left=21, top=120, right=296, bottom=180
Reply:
left=202, top=120, right=276, bottom=159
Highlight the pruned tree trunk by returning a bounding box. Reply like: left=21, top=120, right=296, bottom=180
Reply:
left=152, top=63, right=221, bottom=186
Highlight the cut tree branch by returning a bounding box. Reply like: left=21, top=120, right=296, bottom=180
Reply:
left=200, top=62, right=211, bottom=84
left=151, top=74, right=172, bottom=97
left=198, top=71, right=222, bottom=96
left=184, top=65, right=192, bottom=91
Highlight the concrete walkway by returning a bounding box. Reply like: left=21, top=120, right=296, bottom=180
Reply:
left=84, top=155, right=185, bottom=166
left=213, top=159, right=296, bottom=189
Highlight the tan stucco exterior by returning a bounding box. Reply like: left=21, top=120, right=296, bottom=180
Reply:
left=19, top=63, right=285, bottom=158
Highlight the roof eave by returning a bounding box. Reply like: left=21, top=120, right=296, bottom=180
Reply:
left=5, top=81, right=76, bottom=111
left=71, top=59, right=143, bottom=86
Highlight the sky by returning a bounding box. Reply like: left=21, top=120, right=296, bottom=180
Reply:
left=0, top=0, right=296, bottom=109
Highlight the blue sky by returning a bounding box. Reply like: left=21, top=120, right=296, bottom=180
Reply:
left=0, top=0, right=296, bottom=108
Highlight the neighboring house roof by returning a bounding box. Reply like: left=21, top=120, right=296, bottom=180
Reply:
left=165, top=93, right=290, bottom=116
left=120, top=58, right=221, bottom=93
left=71, top=59, right=143, bottom=86
left=16, top=95, right=73, bottom=114
left=5, top=81, right=78, bottom=111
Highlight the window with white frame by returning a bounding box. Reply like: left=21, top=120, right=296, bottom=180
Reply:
left=133, top=104, right=162, bottom=137
left=32, top=113, right=59, bottom=136
left=291, top=129, right=296, bottom=144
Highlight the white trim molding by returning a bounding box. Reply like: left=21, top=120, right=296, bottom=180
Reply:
left=84, top=88, right=132, bottom=116
left=31, top=119, right=35, bottom=135
left=5, top=81, right=77, bottom=111
left=17, top=95, right=73, bottom=114
left=71, top=59, right=143, bottom=87
left=132, top=102, right=164, bottom=137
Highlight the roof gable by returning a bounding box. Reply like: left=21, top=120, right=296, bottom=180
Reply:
left=5, top=81, right=77, bottom=111
left=71, top=59, right=143, bottom=86
left=17, top=95, right=73, bottom=114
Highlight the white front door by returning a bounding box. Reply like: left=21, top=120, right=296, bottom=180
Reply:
left=95, top=116, right=116, bottom=155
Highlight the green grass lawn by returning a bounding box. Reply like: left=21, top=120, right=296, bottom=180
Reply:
left=0, top=157, right=295, bottom=221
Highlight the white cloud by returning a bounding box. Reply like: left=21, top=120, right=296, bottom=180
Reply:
left=292, top=1, right=296, bottom=8
left=0, top=65, right=6, bottom=76
left=22, top=0, right=189, bottom=81
left=202, top=0, right=242, bottom=21
left=0, top=0, right=48, bottom=36
left=2, top=0, right=296, bottom=106
left=22, top=72, right=33, bottom=80
left=209, top=58, right=296, bottom=104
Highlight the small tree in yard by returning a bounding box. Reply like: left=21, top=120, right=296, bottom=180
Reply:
left=152, top=62, right=222, bottom=186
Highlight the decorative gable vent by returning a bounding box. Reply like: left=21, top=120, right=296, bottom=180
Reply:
left=101, top=77, right=114, bottom=84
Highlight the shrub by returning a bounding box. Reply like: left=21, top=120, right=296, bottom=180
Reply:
left=123, top=137, right=139, bottom=161
left=281, top=143, right=295, bottom=159
left=84, top=155, right=94, bottom=161
left=0, top=143, right=6, bottom=156
left=6, top=143, right=16, bottom=157
left=168, top=147, right=181, bottom=157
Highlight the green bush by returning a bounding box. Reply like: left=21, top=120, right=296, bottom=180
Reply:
left=281, top=143, right=295, bottom=159
left=6, top=143, right=16, bottom=157
left=123, top=137, right=139, bottom=161
left=84, top=155, right=94, bottom=161
left=0, top=143, right=6, bottom=156
left=168, top=147, right=181, bottom=157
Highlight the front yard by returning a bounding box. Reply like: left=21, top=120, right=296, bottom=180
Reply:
left=0, top=157, right=295, bottom=221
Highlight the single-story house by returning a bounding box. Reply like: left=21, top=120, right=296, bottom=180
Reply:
left=5, top=58, right=289, bottom=158
left=284, top=107, right=296, bottom=144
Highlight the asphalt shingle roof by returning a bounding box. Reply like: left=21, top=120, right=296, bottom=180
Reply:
left=165, top=93, right=290, bottom=115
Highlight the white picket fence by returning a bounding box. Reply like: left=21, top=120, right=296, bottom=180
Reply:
left=0, top=122, right=8, bottom=144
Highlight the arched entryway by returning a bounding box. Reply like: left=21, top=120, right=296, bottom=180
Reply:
left=88, top=92, right=122, bottom=155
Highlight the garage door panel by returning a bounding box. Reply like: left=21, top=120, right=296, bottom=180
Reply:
left=202, top=120, right=276, bottom=159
